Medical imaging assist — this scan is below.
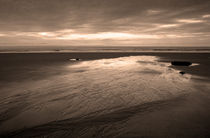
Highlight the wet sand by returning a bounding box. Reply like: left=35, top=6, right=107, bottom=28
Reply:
left=0, top=52, right=210, bottom=138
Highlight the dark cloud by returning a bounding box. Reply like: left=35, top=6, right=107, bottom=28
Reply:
left=0, top=0, right=210, bottom=46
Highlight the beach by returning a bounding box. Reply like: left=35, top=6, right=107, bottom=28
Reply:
left=0, top=52, right=210, bottom=138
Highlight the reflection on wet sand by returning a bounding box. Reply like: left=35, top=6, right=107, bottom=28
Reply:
left=0, top=55, right=210, bottom=137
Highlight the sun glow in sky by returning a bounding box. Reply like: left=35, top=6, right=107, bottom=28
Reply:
left=0, top=0, right=210, bottom=46
left=56, top=32, right=160, bottom=40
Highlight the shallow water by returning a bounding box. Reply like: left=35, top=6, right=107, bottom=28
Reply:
left=0, top=55, right=210, bottom=137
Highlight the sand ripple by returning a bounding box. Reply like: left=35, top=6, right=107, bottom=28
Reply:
left=0, top=56, right=196, bottom=133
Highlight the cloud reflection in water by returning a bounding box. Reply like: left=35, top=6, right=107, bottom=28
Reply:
left=0, top=56, right=194, bottom=132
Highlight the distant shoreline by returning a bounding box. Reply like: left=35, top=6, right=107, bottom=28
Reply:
left=1, top=51, right=210, bottom=54
left=1, top=46, right=210, bottom=53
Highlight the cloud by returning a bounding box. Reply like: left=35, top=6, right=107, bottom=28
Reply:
left=0, top=0, right=210, bottom=46
left=146, top=10, right=163, bottom=15
left=203, top=14, right=210, bottom=18
left=177, top=19, right=205, bottom=23
left=158, top=24, right=180, bottom=28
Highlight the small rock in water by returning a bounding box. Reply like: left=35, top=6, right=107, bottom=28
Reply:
left=171, top=61, right=192, bottom=66
left=69, top=58, right=81, bottom=61
left=179, top=71, right=186, bottom=75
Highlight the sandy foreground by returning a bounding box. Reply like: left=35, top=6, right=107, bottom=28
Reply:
left=0, top=52, right=210, bottom=138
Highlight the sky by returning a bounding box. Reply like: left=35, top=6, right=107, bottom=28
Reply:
left=0, top=0, right=210, bottom=47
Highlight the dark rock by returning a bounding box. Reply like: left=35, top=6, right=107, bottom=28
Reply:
left=179, top=71, right=186, bottom=75
left=171, top=61, right=192, bottom=66
left=69, top=58, right=81, bottom=61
